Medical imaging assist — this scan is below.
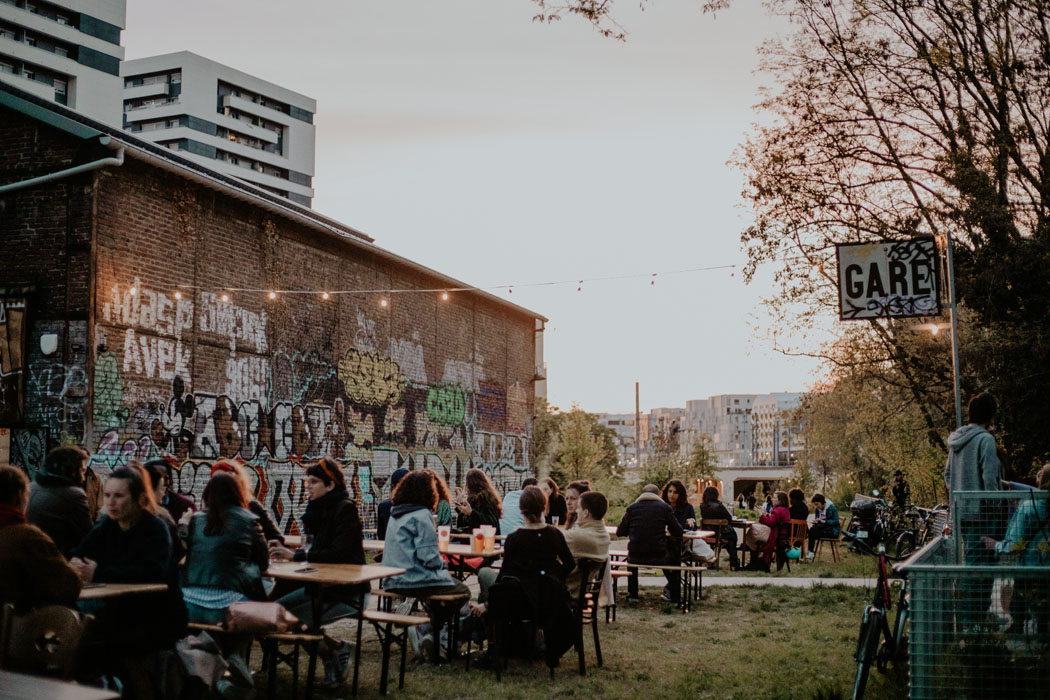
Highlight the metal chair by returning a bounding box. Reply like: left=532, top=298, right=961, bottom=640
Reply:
left=0, top=603, right=92, bottom=679
left=700, top=518, right=729, bottom=570
left=572, top=557, right=607, bottom=676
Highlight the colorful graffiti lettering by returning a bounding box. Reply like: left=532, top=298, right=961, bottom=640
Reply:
left=426, top=383, right=466, bottom=426
left=337, top=348, right=406, bottom=406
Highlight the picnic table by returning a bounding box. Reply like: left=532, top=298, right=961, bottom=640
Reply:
left=363, top=539, right=502, bottom=580
left=78, top=582, right=168, bottom=601
left=266, top=561, right=405, bottom=697
left=0, top=670, right=118, bottom=700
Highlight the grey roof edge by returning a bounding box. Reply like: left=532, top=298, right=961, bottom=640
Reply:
left=0, top=83, right=547, bottom=322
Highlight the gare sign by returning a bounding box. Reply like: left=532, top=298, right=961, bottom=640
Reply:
left=836, top=237, right=940, bottom=320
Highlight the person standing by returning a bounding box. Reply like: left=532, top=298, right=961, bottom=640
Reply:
left=944, top=392, right=1003, bottom=629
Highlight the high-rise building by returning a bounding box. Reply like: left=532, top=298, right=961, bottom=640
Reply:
left=751, top=392, right=805, bottom=467
left=595, top=413, right=639, bottom=467
left=0, top=0, right=125, bottom=125
left=121, top=52, right=316, bottom=207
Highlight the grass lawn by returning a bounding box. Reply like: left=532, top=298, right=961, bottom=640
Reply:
left=251, top=584, right=908, bottom=699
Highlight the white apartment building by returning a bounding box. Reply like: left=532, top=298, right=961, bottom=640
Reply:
left=751, top=392, right=805, bottom=467
left=705, top=394, right=758, bottom=469
left=596, top=413, right=640, bottom=467
left=0, top=0, right=125, bottom=125
left=122, top=52, right=316, bottom=207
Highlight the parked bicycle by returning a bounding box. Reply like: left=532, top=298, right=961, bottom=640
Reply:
left=852, top=543, right=909, bottom=700
left=893, top=502, right=949, bottom=559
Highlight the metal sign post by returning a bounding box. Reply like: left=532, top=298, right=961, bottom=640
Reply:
left=944, top=232, right=963, bottom=429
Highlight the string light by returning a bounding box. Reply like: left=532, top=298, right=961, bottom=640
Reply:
left=931, top=325, right=939, bottom=336
left=130, top=264, right=738, bottom=304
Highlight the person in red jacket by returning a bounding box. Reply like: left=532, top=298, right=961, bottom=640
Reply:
left=0, top=464, right=81, bottom=612
left=759, top=491, right=792, bottom=571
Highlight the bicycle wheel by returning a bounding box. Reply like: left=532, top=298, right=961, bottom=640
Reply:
left=853, top=609, right=883, bottom=700
left=895, top=531, right=916, bottom=560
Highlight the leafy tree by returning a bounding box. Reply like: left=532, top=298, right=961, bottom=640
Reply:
left=533, top=401, right=620, bottom=486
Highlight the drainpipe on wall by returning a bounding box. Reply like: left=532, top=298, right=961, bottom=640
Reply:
left=0, top=136, right=125, bottom=195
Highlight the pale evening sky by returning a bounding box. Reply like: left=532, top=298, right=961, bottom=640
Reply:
left=125, top=0, right=825, bottom=414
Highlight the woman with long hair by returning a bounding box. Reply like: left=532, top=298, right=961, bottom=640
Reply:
left=269, top=457, right=366, bottom=687
left=661, top=479, right=697, bottom=530
left=70, top=465, right=187, bottom=685
left=181, top=473, right=268, bottom=623
left=210, top=459, right=284, bottom=543
left=541, top=477, right=567, bottom=526
left=758, top=490, right=792, bottom=571
left=699, top=486, right=740, bottom=570
left=788, top=487, right=809, bottom=521
left=564, top=480, right=591, bottom=529
left=454, top=468, right=503, bottom=533
left=423, top=468, right=454, bottom=527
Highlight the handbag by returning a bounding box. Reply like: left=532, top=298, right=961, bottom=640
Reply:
left=786, top=546, right=801, bottom=560
left=223, top=602, right=305, bottom=634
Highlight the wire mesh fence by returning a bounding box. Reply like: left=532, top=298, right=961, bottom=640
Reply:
left=901, top=490, right=1050, bottom=699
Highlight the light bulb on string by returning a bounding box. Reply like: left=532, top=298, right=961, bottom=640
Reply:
left=129, top=286, right=137, bottom=296
left=441, top=291, right=449, bottom=301
left=577, top=280, right=582, bottom=292
left=931, top=325, right=939, bottom=336
left=174, top=290, right=182, bottom=300
left=322, top=292, right=330, bottom=300
left=380, top=298, right=388, bottom=308
left=268, top=291, right=277, bottom=300
left=221, top=293, right=229, bottom=303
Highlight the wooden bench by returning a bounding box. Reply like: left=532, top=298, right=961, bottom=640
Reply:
left=610, top=561, right=706, bottom=613
left=361, top=609, right=429, bottom=695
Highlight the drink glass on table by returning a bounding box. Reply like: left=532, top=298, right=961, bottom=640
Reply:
left=481, top=525, right=496, bottom=552
left=437, top=525, right=451, bottom=553
left=472, top=528, right=484, bottom=553
left=552, top=516, right=560, bottom=527
left=302, top=534, right=314, bottom=557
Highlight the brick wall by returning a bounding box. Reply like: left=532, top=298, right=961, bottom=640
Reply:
left=0, top=108, right=539, bottom=533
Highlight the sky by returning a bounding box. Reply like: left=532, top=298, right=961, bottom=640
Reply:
left=125, top=0, right=824, bottom=414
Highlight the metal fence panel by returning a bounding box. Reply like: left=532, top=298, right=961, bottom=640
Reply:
left=902, top=491, right=1050, bottom=699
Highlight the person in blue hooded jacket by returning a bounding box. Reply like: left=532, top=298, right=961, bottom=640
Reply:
left=383, top=470, right=470, bottom=660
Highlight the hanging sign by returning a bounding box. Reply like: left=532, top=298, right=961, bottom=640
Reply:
left=836, top=237, right=940, bottom=320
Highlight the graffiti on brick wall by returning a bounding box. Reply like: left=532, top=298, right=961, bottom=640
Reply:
left=10, top=427, right=47, bottom=477
left=337, top=348, right=406, bottom=406
left=0, top=298, right=27, bottom=424
left=198, top=292, right=268, bottom=353
left=85, top=323, right=531, bottom=531
left=23, top=321, right=88, bottom=447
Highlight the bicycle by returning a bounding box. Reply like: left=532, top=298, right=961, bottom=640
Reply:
left=851, top=543, right=909, bottom=700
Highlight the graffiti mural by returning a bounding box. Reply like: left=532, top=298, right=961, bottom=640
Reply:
left=87, top=282, right=534, bottom=533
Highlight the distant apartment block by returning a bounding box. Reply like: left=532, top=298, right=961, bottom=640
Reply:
left=596, top=413, right=639, bottom=467
left=0, top=0, right=125, bottom=125
left=750, top=392, right=805, bottom=467
left=121, top=52, right=316, bottom=207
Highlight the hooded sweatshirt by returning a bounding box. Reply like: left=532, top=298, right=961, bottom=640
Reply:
left=945, top=423, right=1001, bottom=520
left=383, top=504, right=456, bottom=589
left=616, top=491, right=683, bottom=562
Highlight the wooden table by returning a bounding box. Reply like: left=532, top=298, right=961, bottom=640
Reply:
left=605, top=525, right=619, bottom=536
left=732, top=519, right=755, bottom=566
left=266, top=562, right=405, bottom=697
left=683, top=530, right=717, bottom=540
left=0, top=671, right=118, bottom=700
left=78, top=582, right=168, bottom=600
left=450, top=532, right=507, bottom=541
left=362, top=540, right=503, bottom=558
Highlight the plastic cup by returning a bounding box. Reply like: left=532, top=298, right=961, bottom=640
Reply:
left=481, top=525, right=496, bottom=552
left=437, top=525, right=450, bottom=553
left=472, top=528, right=484, bottom=553
left=552, top=516, right=560, bottom=527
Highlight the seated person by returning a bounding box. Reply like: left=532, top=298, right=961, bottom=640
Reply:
left=377, top=467, right=409, bottom=540
left=70, top=465, right=188, bottom=688
left=563, top=491, right=611, bottom=599
left=454, top=468, right=503, bottom=533
left=616, top=484, right=683, bottom=603
left=788, top=488, right=809, bottom=521
left=426, top=469, right=455, bottom=527
left=699, top=486, right=741, bottom=570
left=564, top=480, right=592, bottom=529
left=664, top=478, right=714, bottom=565
left=142, top=460, right=186, bottom=564
left=181, top=472, right=269, bottom=697
left=268, top=457, right=366, bottom=687
left=757, top=491, right=791, bottom=571
left=382, top=470, right=471, bottom=659
left=499, top=477, right=539, bottom=535
left=26, top=445, right=92, bottom=558
left=0, top=464, right=82, bottom=611
left=542, top=477, right=568, bottom=526
left=143, top=457, right=196, bottom=524
left=805, top=493, right=840, bottom=561
left=210, top=460, right=283, bottom=544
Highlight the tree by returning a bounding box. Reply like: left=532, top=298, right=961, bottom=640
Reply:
left=533, top=401, right=620, bottom=486
left=727, top=0, right=1050, bottom=478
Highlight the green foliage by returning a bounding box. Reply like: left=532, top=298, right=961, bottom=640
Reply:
left=533, top=401, right=621, bottom=488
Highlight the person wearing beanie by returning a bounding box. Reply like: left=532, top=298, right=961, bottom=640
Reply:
left=377, top=467, right=410, bottom=540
